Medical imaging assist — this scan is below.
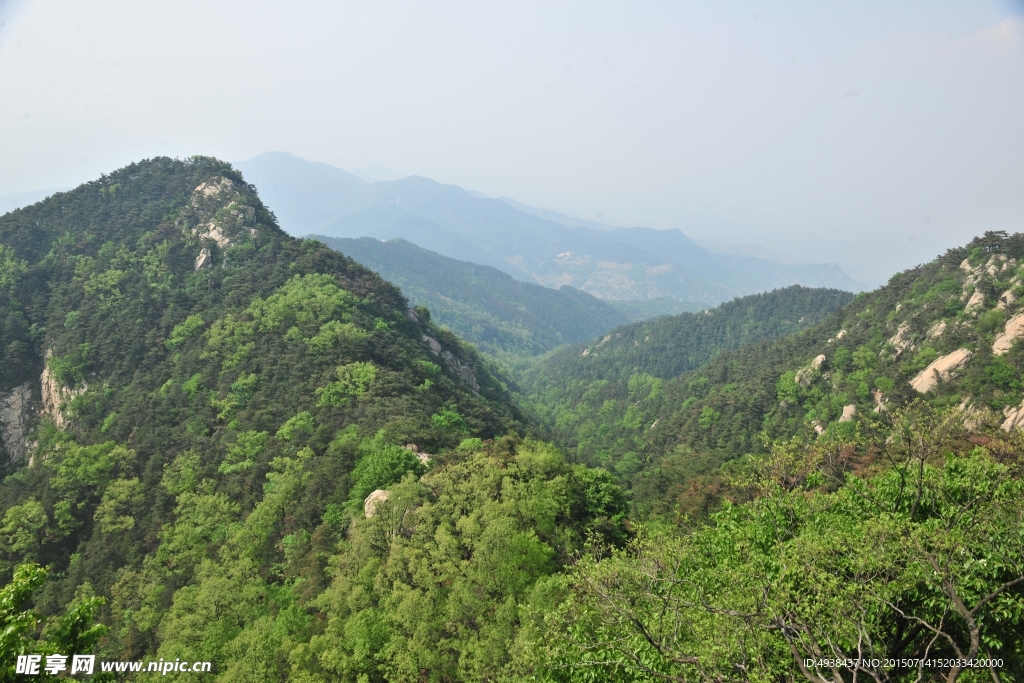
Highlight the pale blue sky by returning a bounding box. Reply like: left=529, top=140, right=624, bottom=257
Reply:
left=1, top=0, right=1022, bottom=284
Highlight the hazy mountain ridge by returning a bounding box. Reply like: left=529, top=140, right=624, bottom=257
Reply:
left=314, top=236, right=631, bottom=356
left=235, top=152, right=862, bottom=304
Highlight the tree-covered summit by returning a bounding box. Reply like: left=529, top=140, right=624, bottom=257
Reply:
left=0, top=157, right=542, bottom=671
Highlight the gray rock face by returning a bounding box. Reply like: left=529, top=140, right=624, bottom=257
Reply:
left=887, top=322, right=914, bottom=359
left=992, top=313, right=1024, bottom=356
left=421, top=334, right=480, bottom=394
left=194, top=247, right=212, bottom=270
left=0, top=382, right=33, bottom=464
left=40, top=350, right=87, bottom=429
left=364, top=489, right=390, bottom=518
left=910, top=348, right=972, bottom=393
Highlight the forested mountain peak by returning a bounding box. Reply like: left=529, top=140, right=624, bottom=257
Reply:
left=0, top=157, right=510, bottom=449
left=0, top=152, right=527, bottom=559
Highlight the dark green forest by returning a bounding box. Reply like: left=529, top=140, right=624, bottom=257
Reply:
left=1, top=159, right=1022, bottom=682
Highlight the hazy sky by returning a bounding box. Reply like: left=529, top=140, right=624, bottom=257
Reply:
left=1, top=0, right=1022, bottom=284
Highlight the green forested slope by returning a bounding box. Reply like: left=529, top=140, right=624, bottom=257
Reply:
left=524, top=285, right=854, bottom=388
left=313, top=236, right=629, bottom=356
left=0, top=159, right=625, bottom=677
left=521, top=232, right=1024, bottom=518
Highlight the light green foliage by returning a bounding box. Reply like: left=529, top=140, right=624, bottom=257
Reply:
left=776, top=370, right=800, bottom=404
left=251, top=274, right=356, bottom=333
left=417, top=359, right=440, bottom=376
left=182, top=372, right=203, bottom=399
left=99, top=412, right=117, bottom=433
left=315, top=362, right=377, bottom=406
left=46, top=349, right=89, bottom=388
left=276, top=412, right=314, bottom=443
left=83, top=268, right=126, bottom=304
left=205, top=274, right=363, bottom=371
left=218, top=431, right=268, bottom=474
left=93, top=479, right=145, bottom=533
left=537, top=415, right=1024, bottom=682
left=0, top=564, right=109, bottom=682
left=851, top=344, right=876, bottom=370
left=346, top=432, right=425, bottom=509
left=165, top=314, right=205, bottom=350
left=875, top=375, right=895, bottom=393
left=211, top=372, right=258, bottom=420
left=48, top=441, right=134, bottom=511
left=986, top=356, right=1020, bottom=391
left=0, top=563, right=46, bottom=681
left=294, top=439, right=627, bottom=682
left=305, top=320, right=368, bottom=356
left=910, top=346, right=938, bottom=371
left=626, top=372, right=656, bottom=400
left=0, top=501, right=47, bottom=568
left=697, top=405, right=720, bottom=429
left=431, top=406, right=468, bottom=435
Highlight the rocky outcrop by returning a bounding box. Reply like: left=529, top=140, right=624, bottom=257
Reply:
left=795, top=355, right=826, bottom=388
left=872, top=390, right=888, bottom=413
left=40, top=353, right=87, bottom=428
left=0, top=382, right=33, bottom=464
left=910, top=348, right=972, bottom=393
left=998, top=289, right=1017, bottom=311
left=887, top=322, right=914, bottom=359
left=421, top=334, right=480, bottom=393
left=179, top=176, right=260, bottom=269
left=364, top=489, right=390, bottom=518
left=839, top=404, right=856, bottom=422
left=926, top=320, right=946, bottom=339
left=964, top=290, right=985, bottom=315
left=992, top=313, right=1024, bottom=356
left=1002, top=399, right=1024, bottom=431
left=960, top=255, right=1018, bottom=315
left=827, top=329, right=847, bottom=343
left=194, top=247, right=212, bottom=271
left=403, top=443, right=432, bottom=466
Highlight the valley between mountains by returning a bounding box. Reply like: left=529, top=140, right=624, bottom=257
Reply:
left=1, top=158, right=1022, bottom=682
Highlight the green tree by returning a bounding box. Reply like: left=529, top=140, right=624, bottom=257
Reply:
left=1, top=564, right=109, bottom=682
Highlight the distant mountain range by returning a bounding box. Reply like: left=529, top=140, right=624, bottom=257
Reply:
left=236, top=152, right=864, bottom=305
